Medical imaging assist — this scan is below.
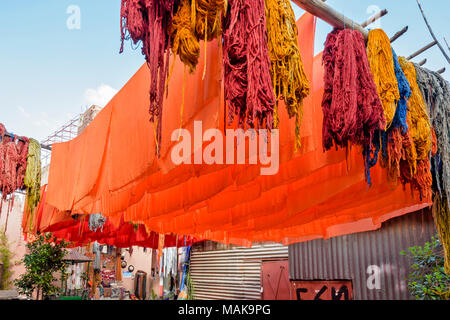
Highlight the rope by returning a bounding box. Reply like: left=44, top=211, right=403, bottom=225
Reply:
left=265, top=0, right=310, bottom=150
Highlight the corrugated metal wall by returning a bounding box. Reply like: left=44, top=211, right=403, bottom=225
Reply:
left=190, top=243, right=288, bottom=300
left=289, top=208, right=436, bottom=300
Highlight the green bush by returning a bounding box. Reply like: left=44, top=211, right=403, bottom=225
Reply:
left=14, top=233, right=69, bottom=300
left=400, top=235, right=450, bottom=300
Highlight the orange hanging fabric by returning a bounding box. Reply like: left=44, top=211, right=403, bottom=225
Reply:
left=44, top=15, right=428, bottom=248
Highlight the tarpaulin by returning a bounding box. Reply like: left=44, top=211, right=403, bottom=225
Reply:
left=45, top=14, right=430, bottom=247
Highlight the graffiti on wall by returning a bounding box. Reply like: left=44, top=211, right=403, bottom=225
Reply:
left=290, top=281, right=353, bottom=300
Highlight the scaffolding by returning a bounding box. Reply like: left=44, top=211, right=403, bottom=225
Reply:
left=41, top=115, right=81, bottom=167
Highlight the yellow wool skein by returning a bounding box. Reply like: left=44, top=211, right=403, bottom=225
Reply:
left=169, top=0, right=200, bottom=74
left=191, top=0, right=226, bottom=40
left=367, top=29, right=400, bottom=130
left=265, top=0, right=310, bottom=151
left=399, top=57, right=432, bottom=161
left=24, top=138, right=41, bottom=218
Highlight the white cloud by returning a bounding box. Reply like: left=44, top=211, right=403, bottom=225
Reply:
left=83, top=84, right=118, bottom=107
left=17, top=106, right=31, bottom=118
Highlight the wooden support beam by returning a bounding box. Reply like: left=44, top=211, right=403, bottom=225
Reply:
left=390, top=26, right=409, bottom=43
left=407, top=40, right=437, bottom=60
left=360, top=9, right=388, bottom=28
left=437, top=68, right=446, bottom=74
left=293, top=0, right=369, bottom=39
left=417, top=0, right=450, bottom=64
left=418, top=59, right=427, bottom=66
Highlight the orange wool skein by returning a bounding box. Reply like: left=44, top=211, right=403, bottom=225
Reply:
left=367, top=29, right=400, bottom=130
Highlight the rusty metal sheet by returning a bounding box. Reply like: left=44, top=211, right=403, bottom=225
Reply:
left=288, top=209, right=436, bottom=300
left=261, top=261, right=290, bottom=300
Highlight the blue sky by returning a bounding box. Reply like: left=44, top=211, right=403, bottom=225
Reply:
left=0, top=0, right=448, bottom=142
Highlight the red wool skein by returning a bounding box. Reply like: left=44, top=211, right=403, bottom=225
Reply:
left=322, top=28, right=385, bottom=151
left=120, top=0, right=180, bottom=156
left=223, top=0, right=275, bottom=129
left=15, top=136, right=30, bottom=190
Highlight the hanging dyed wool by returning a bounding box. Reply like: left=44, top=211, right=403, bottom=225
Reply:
left=222, top=0, right=275, bottom=129
left=191, top=0, right=225, bottom=40
left=432, top=194, right=450, bottom=274
left=398, top=57, right=432, bottom=200
left=15, top=136, right=29, bottom=190
left=399, top=57, right=432, bottom=161
left=414, top=67, right=450, bottom=270
left=391, top=50, right=410, bottom=131
left=379, top=49, right=412, bottom=181
left=367, top=29, right=400, bottom=130
left=414, top=64, right=450, bottom=204
left=321, top=28, right=385, bottom=186
left=265, top=0, right=310, bottom=150
left=89, top=213, right=107, bottom=233
left=24, top=138, right=41, bottom=214
left=0, top=124, right=5, bottom=198
left=0, top=134, right=19, bottom=200
left=322, top=28, right=385, bottom=150
left=169, top=0, right=200, bottom=73
left=120, top=0, right=180, bottom=156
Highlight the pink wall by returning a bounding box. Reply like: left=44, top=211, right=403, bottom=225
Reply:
left=120, top=246, right=160, bottom=298
left=0, top=195, right=28, bottom=288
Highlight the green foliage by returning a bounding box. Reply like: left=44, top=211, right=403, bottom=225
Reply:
left=186, top=267, right=195, bottom=300
left=0, top=231, right=14, bottom=289
left=151, top=289, right=159, bottom=300
left=14, top=233, right=70, bottom=300
left=400, top=235, right=450, bottom=300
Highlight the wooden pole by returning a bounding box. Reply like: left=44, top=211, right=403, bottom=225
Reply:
left=407, top=41, right=437, bottom=60
left=293, top=0, right=369, bottom=40
left=360, top=9, right=388, bottom=28
left=416, top=0, right=450, bottom=64
left=418, top=59, right=427, bottom=66
left=390, top=26, right=409, bottom=43
left=437, top=68, right=446, bottom=74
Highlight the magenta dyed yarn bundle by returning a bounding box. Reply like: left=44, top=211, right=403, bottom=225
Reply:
left=222, top=0, right=275, bottom=129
